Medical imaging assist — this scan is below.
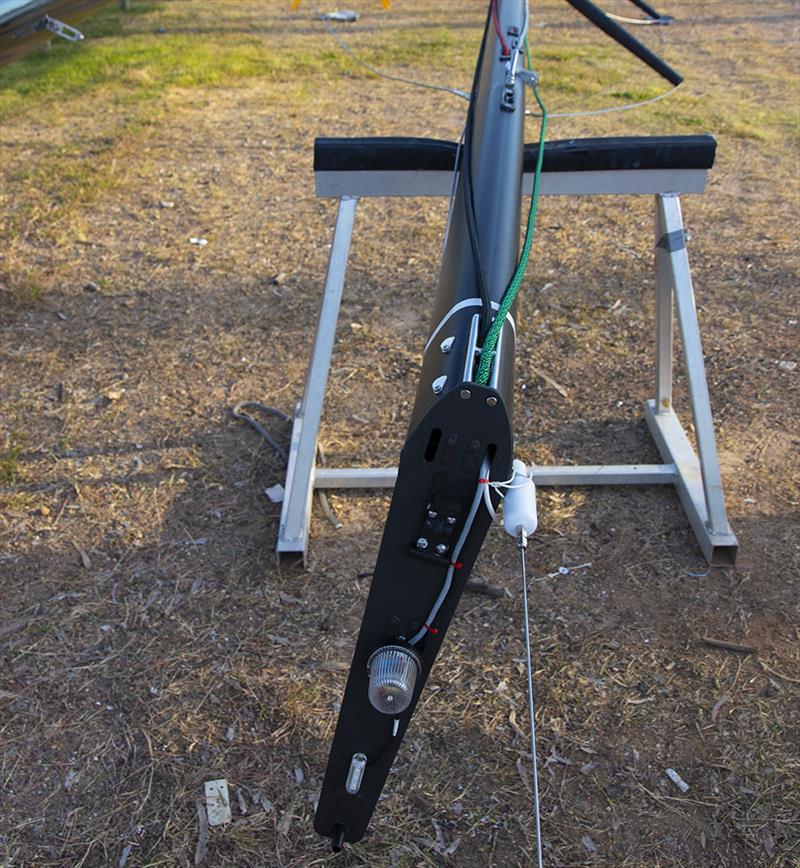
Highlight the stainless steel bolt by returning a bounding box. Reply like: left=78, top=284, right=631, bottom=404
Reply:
left=460, top=389, right=471, bottom=400
left=435, top=544, right=448, bottom=556
left=485, top=396, right=498, bottom=407
left=446, top=516, right=456, bottom=525
left=427, top=510, right=438, bottom=520
left=416, top=538, right=429, bottom=550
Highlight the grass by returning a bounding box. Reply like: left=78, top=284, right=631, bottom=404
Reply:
left=0, top=260, right=49, bottom=314
left=2, top=1, right=796, bottom=146
left=0, top=4, right=798, bottom=865
left=0, top=438, right=24, bottom=485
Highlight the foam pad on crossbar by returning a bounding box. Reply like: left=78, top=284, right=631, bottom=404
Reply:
left=314, top=135, right=716, bottom=174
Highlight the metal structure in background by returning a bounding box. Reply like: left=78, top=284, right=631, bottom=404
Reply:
left=278, top=143, right=738, bottom=567
left=0, top=0, right=111, bottom=67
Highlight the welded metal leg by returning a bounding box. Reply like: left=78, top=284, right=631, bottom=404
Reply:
left=277, top=190, right=736, bottom=565
left=654, top=195, right=674, bottom=413
left=278, top=196, right=358, bottom=558
left=646, top=194, right=737, bottom=564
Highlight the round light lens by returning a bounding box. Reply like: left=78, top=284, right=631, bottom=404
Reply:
left=366, top=645, right=422, bottom=715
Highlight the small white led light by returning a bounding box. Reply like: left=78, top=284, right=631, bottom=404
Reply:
left=366, top=645, right=422, bottom=715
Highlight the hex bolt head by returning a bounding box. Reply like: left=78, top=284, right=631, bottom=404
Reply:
left=416, top=538, right=429, bottom=550
left=435, top=544, right=448, bottom=556
left=485, top=396, right=498, bottom=407
left=460, top=389, right=472, bottom=400
left=427, top=510, right=438, bottom=520
left=446, top=516, right=456, bottom=525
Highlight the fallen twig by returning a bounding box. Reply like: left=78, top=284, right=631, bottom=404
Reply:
left=194, top=799, right=209, bottom=866
left=465, top=578, right=504, bottom=598
left=0, top=619, right=29, bottom=641
left=317, top=444, right=342, bottom=529
left=710, top=695, right=729, bottom=722
left=530, top=365, right=568, bottom=398
left=702, top=637, right=758, bottom=654
left=759, top=659, right=800, bottom=685
left=318, top=491, right=343, bottom=529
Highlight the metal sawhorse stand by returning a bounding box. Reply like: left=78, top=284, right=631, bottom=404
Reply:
left=277, top=136, right=738, bottom=566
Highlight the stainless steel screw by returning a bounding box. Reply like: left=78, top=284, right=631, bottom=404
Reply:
left=416, top=538, right=429, bottom=550
left=460, top=389, right=471, bottom=400
left=435, top=544, right=448, bottom=556
left=485, top=396, right=498, bottom=407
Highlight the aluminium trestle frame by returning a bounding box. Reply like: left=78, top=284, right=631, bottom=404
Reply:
left=298, top=0, right=736, bottom=851
left=277, top=136, right=738, bottom=567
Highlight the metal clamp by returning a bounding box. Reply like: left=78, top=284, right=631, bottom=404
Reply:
left=36, top=16, right=85, bottom=42
left=517, top=69, right=539, bottom=88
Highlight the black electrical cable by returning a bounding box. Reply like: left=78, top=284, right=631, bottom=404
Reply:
left=365, top=722, right=400, bottom=768
left=462, top=1, right=495, bottom=341
left=230, top=401, right=291, bottom=466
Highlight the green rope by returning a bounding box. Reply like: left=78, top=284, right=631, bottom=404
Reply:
left=474, top=42, right=547, bottom=386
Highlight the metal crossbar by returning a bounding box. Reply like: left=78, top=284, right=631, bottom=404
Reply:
left=277, top=166, right=737, bottom=566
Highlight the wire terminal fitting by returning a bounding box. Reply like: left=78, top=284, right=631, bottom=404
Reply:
left=502, top=459, right=538, bottom=542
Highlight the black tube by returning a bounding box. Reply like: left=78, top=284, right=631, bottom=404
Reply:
left=313, top=0, right=524, bottom=847
left=564, top=0, right=682, bottom=84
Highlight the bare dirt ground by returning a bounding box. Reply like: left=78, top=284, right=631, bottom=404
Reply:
left=1, top=1, right=798, bottom=866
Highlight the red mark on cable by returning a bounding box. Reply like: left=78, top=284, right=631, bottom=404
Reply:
left=453, top=562, right=463, bottom=570
left=424, top=624, right=439, bottom=635
left=491, top=0, right=510, bottom=57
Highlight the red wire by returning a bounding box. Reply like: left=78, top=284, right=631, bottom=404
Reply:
left=491, top=0, right=511, bottom=57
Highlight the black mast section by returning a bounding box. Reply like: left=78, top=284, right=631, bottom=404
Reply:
left=314, top=0, right=526, bottom=848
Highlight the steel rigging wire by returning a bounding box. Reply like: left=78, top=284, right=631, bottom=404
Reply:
left=518, top=526, right=544, bottom=868
left=304, top=1, right=679, bottom=118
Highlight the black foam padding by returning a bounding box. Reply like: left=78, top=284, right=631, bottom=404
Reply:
left=314, top=135, right=716, bottom=174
